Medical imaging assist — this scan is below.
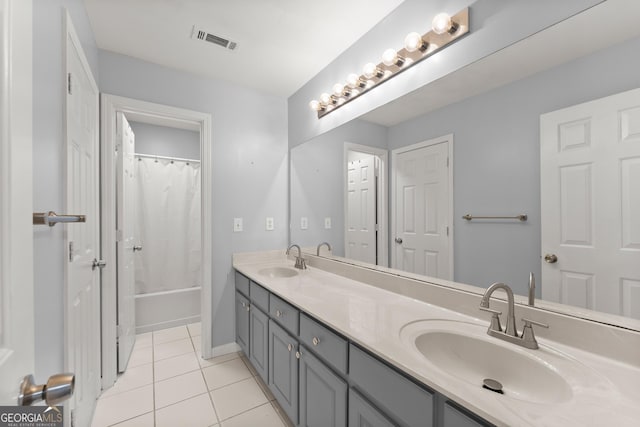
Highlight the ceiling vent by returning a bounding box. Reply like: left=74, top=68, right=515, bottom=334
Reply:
left=191, top=26, right=238, bottom=51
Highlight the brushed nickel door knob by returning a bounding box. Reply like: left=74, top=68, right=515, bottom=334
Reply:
left=544, top=254, right=558, bottom=263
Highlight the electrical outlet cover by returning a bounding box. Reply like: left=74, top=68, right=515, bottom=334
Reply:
left=300, top=217, right=308, bottom=230
left=233, top=217, right=243, bottom=232
left=324, top=217, right=332, bottom=229
left=266, top=217, right=274, bottom=231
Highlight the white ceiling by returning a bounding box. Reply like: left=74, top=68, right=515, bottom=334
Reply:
left=83, top=0, right=405, bottom=98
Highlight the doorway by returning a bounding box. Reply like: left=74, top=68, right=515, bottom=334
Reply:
left=344, top=143, right=388, bottom=266
left=100, top=94, right=212, bottom=390
left=391, top=135, right=453, bottom=279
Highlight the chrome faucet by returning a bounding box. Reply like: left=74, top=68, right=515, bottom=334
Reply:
left=316, top=242, right=331, bottom=256
left=479, top=282, right=548, bottom=349
left=286, top=244, right=307, bottom=270
left=528, top=272, right=535, bottom=306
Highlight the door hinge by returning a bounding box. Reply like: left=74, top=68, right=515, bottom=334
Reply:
left=116, top=229, right=124, bottom=242
left=68, top=241, right=74, bottom=262
left=67, top=73, right=72, bottom=95
left=446, top=156, right=450, bottom=167
left=375, top=223, right=379, bottom=231
left=70, top=409, right=75, bottom=427
left=446, top=226, right=449, bottom=236
left=116, top=324, right=123, bottom=338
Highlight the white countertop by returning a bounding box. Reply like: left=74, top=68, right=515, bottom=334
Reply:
left=233, top=255, right=640, bottom=427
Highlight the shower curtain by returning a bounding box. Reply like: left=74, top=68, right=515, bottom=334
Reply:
left=135, top=157, right=201, bottom=294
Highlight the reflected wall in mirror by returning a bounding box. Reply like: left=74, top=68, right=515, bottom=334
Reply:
left=290, top=9, right=640, bottom=325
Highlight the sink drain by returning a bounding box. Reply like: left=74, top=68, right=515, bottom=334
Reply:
left=482, top=378, right=504, bottom=394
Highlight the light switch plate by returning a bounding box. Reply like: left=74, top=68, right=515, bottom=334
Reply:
left=300, top=217, right=308, bottom=230
left=233, top=217, right=243, bottom=232
left=324, top=217, right=332, bottom=229
left=265, top=217, right=274, bottom=231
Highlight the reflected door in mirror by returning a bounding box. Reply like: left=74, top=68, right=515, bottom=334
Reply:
left=541, top=87, right=640, bottom=320
left=346, top=156, right=377, bottom=264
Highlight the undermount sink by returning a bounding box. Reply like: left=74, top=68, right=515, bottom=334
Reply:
left=258, top=266, right=299, bottom=278
left=401, top=320, right=575, bottom=404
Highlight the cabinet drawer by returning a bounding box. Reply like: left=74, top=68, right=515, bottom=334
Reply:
left=269, top=294, right=299, bottom=335
left=235, top=271, right=249, bottom=297
left=299, top=313, right=348, bottom=375
left=349, top=344, right=433, bottom=427
left=249, top=281, right=269, bottom=312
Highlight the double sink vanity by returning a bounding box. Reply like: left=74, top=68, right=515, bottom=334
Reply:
left=233, top=250, right=640, bottom=427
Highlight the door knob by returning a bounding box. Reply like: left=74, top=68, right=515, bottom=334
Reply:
left=92, top=258, right=107, bottom=270
left=544, top=254, right=558, bottom=263
left=395, top=237, right=403, bottom=244
left=18, top=373, right=75, bottom=406
left=133, top=245, right=143, bottom=252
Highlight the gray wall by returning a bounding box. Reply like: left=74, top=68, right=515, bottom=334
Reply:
left=129, top=121, right=201, bottom=160
left=33, top=0, right=100, bottom=382
left=288, top=0, right=604, bottom=147
left=387, top=35, right=640, bottom=295
left=99, top=50, right=289, bottom=349
left=290, top=120, right=387, bottom=255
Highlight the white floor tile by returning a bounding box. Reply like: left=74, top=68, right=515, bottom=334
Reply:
left=128, top=345, right=153, bottom=368
left=210, top=377, right=269, bottom=421
left=154, top=351, right=200, bottom=382
left=220, top=403, right=286, bottom=427
left=240, top=356, right=258, bottom=377
left=153, top=326, right=190, bottom=344
left=91, top=385, right=154, bottom=427
left=154, top=338, right=194, bottom=361
left=155, top=370, right=208, bottom=409
left=111, top=412, right=154, bottom=427
left=134, top=332, right=153, bottom=349
left=155, top=393, right=218, bottom=427
left=202, top=358, right=253, bottom=390
left=198, top=351, right=240, bottom=368
left=101, top=363, right=153, bottom=398
left=187, top=322, right=201, bottom=337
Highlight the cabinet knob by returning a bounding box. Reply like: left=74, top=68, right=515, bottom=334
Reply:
left=287, top=343, right=292, bottom=352
left=295, top=351, right=301, bottom=359
left=276, top=309, right=282, bottom=317
left=246, top=304, right=250, bottom=312
left=241, top=302, right=246, bottom=307
left=312, top=337, right=320, bottom=346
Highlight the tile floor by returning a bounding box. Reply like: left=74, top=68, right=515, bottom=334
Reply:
left=91, top=323, right=291, bottom=427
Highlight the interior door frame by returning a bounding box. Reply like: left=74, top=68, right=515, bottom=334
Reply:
left=100, top=94, right=213, bottom=389
left=343, top=142, right=388, bottom=267
left=390, top=134, right=454, bottom=279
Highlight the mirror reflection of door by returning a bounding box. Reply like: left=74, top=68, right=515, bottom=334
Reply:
left=344, top=144, right=388, bottom=266
left=393, top=135, right=452, bottom=279
left=541, top=87, right=640, bottom=319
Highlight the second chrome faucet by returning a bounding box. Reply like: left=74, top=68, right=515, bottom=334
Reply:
left=286, top=244, right=307, bottom=270
left=479, top=282, right=548, bottom=349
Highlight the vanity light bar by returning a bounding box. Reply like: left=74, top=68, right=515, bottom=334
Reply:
left=309, top=8, right=470, bottom=118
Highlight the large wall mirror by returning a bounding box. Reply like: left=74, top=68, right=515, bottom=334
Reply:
left=290, top=2, right=640, bottom=330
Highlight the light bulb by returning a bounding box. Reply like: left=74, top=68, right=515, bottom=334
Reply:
left=363, top=62, right=381, bottom=79
left=347, top=73, right=364, bottom=88
left=333, top=83, right=345, bottom=96
left=382, top=48, right=404, bottom=67
left=404, top=32, right=427, bottom=52
left=432, top=12, right=453, bottom=35
left=309, top=100, right=320, bottom=111
left=319, top=93, right=331, bottom=105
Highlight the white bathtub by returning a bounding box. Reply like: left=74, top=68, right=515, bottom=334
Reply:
left=135, top=287, right=201, bottom=334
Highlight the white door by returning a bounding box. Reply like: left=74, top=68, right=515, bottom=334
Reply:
left=393, top=138, right=451, bottom=279
left=0, top=0, right=35, bottom=405
left=116, top=112, right=136, bottom=372
left=65, top=12, right=101, bottom=426
left=345, top=156, right=377, bottom=264
left=541, top=88, right=640, bottom=319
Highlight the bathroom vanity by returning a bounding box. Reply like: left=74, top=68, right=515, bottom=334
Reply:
left=233, top=251, right=640, bottom=427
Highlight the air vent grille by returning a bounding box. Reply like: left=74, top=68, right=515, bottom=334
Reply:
left=191, top=25, right=238, bottom=51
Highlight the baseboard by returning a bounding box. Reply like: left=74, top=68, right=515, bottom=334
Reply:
left=211, top=342, right=241, bottom=357
left=135, top=315, right=200, bottom=334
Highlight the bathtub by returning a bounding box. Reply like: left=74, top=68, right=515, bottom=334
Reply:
left=135, top=287, right=201, bottom=334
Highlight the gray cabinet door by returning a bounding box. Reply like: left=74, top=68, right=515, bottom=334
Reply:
left=235, top=291, right=250, bottom=356
left=349, top=389, right=396, bottom=427
left=299, top=347, right=347, bottom=427
left=249, top=305, right=269, bottom=382
left=268, top=319, right=298, bottom=425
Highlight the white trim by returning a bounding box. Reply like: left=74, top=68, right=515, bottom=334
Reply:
left=212, top=342, right=241, bottom=357
left=343, top=143, right=388, bottom=267
left=100, top=94, right=213, bottom=389
left=390, top=134, right=454, bottom=279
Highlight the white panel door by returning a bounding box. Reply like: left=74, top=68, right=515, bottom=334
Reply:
left=394, top=140, right=450, bottom=279
left=116, top=112, right=136, bottom=372
left=541, top=87, right=640, bottom=319
left=65, top=13, right=100, bottom=426
left=0, top=0, right=35, bottom=405
left=345, top=156, right=377, bottom=264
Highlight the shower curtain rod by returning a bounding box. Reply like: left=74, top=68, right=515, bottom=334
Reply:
left=134, top=153, right=201, bottom=164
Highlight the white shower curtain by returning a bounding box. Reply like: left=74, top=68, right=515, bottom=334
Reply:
left=135, top=157, right=201, bottom=294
